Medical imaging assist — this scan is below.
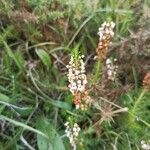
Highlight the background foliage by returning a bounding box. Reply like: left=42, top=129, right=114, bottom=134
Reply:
left=0, top=0, right=150, bottom=150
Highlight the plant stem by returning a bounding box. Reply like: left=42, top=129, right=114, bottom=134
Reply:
left=131, top=90, right=146, bottom=114
left=92, top=60, right=102, bottom=84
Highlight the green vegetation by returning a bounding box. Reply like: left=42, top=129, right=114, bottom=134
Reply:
left=0, top=0, right=150, bottom=150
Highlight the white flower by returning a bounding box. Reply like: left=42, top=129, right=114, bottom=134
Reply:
left=106, top=58, right=111, bottom=64
left=142, top=144, right=148, bottom=149
left=64, top=122, right=81, bottom=149
left=107, top=70, right=112, bottom=76
left=102, top=21, right=107, bottom=27
left=110, top=21, right=115, bottom=28
left=106, top=58, right=118, bottom=81
left=66, top=55, right=87, bottom=95
left=97, top=21, right=115, bottom=38
left=64, top=122, right=69, bottom=126
left=76, top=105, right=80, bottom=109
left=141, top=140, right=150, bottom=150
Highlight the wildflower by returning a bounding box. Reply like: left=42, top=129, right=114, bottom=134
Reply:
left=96, top=21, right=115, bottom=60
left=66, top=55, right=87, bottom=95
left=74, top=92, right=92, bottom=110
left=143, top=72, right=150, bottom=90
left=141, top=140, right=150, bottom=150
left=66, top=55, right=91, bottom=110
left=64, top=122, right=81, bottom=150
left=106, top=57, right=118, bottom=81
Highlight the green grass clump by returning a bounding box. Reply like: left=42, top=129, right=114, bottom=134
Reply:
left=120, top=89, right=150, bottom=146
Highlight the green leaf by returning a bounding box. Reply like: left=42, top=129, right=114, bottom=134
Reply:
left=2, top=41, right=24, bottom=72
left=48, top=100, right=72, bottom=110
left=0, top=93, right=10, bottom=103
left=37, top=117, right=65, bottom=150
left=37, top=134, right=53, bottom=150
left=14, top=52, right=26, bottom=69
left=0, top=115, right=48, bottom=138
left=0, top=100, right=33, bottom=116
left=14, top=106, right=33, bottom=116
left=36, top=49, right=51, bottom=68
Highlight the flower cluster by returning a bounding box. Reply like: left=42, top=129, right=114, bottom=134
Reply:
left=66, top=55, right=90, bottom=110
left=141, top=140, right=150, bottom=150
left=106, top=58, right=118, bottom=81
left=74, top=92, right=92, bottom=110
left=143, top=72, right=150, bottom=90
left=64, top=122, right=81, bottom=150
left=66, top=55, right=87, bottom=95
left=96, top=21, right=115, bottom=60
